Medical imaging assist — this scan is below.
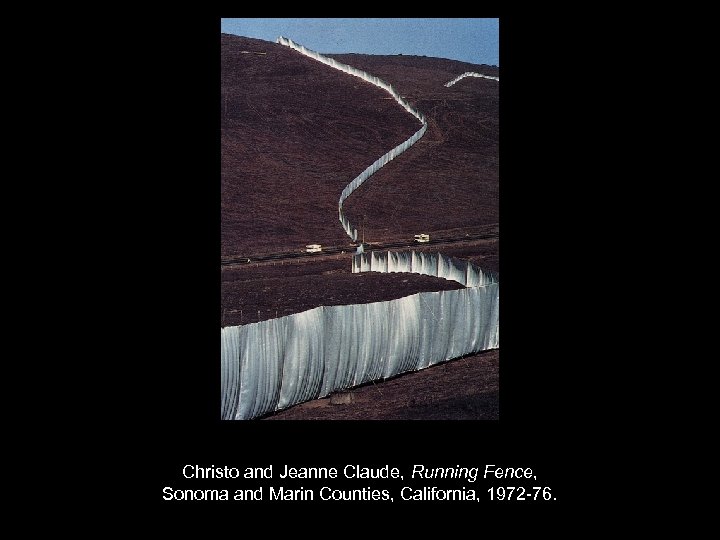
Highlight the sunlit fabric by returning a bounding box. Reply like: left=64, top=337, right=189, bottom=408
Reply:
left=353, top=250, right=497, bottom=288
left=222, top=251, right=499, bottom=420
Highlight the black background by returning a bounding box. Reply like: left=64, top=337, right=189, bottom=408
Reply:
left=96, top=14, right=620, bottom=515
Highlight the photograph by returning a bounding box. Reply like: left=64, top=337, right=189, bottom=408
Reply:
left=220, top=18, right=500, bottom=420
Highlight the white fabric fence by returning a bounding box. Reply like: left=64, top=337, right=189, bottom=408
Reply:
left=444, top=71, right=500, bottom=87
left=222, top=251, right=499, bottom=420
left=352, top=250, right=497, bottom=288
left=276, top=36, right=428, bottom=241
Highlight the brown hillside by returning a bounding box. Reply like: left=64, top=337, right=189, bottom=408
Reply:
left=221, top=34, right=419, bottom=258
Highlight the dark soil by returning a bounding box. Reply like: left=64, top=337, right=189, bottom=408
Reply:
left=221, top=240, right=498, bottom=327
left=221, top=257, right=464, bottom=327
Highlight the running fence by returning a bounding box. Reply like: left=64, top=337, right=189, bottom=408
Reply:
left=276, top=36, right=428, bottom=242
left=222, top=251, right=499, bottom=420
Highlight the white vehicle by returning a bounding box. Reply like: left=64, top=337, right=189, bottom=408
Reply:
left=305, top=244, right=322, bottom=253
left=413, top=234, right=430, bottom=243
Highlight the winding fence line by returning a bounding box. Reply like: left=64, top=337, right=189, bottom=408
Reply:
left=444, top=71, right=500, bottom=87
left=276, top=36, right=428, bottom=242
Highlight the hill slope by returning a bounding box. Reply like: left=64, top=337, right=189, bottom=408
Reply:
left=222, top=34, right=419, bottom=257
